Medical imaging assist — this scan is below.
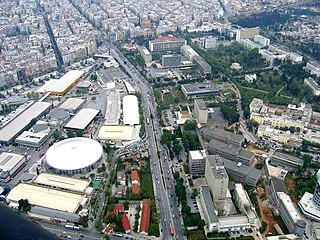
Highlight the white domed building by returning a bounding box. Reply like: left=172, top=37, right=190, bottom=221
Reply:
left=45, top=137, right=103, bottom=175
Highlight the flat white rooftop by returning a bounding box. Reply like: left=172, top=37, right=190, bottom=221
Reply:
left=59, top=98, right=85, bottom=111
left=64, top=108, right=100, bottom=130
left=7, top=183, right=87, bottom=213
left=16, top=130, right=49, bottom=145
left=36, top=79, right=58, bottom=93
left=34, top=173, right=90, bottom=193
left=0, top=101, right=51, bottom=143
left=277, top=192, right=302, bottom=223
left=45, top=137, right=103, bottom=171
left=98, top=125, right=136, bottom=141
left=190, top=150, right=206, bottom=160
left=47, top=70, right=84, bottom=94
left=123, top=95, right=139, bottom=125
left=299, top=192, right=320, bottom=221
left=0, top=152, right=25, bottom=172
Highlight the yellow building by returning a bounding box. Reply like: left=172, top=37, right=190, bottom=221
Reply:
left=48, top=70, right=84, bottom=95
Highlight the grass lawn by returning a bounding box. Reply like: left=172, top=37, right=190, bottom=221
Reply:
left=140, top=167, right=154, bottom=199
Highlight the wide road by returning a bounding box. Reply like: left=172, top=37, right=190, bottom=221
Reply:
left=109, top=45, right=184, bottom=240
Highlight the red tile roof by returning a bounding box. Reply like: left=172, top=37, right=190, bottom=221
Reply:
left=139, top=199, right=151, bottom=234
left=132, top=184, right=140, bottom=195
left=131, top=170, right=139, bottom=181
left=114, top=204, right=124, bottom=212
left=122, top=214, right=131, bottom=232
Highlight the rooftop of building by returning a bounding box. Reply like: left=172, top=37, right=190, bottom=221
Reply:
left=299, top=192, right=320, bottom=220
left=131, top=170, right=139, bottom=181
left=305, top=77, right=320, bottom=89
left=7, top=183, right=87, bottom=213
left=139, top=199, right=151, bottom=233
left=29, top=206, right=80, bottom=222
left=98, top=125, right=136, bottom=141
left=234, top=183, right=258, bottom=221
left=33, top=173, right=90, bottom=193
left=200, top=185, right=218, bottom=223
left=189, top=150, right=207, bottom=160
left=64, top=108, right=100, bottom=130
left=207, top=155, right=229, bottom=180
left=47, top=70, right=84, bottom=93
left=59, top=98, right=85, bottom=111
left=195, top=99, right=207, bottom=110
left=150, top=36, right=185, bottom=43
left=122, top=214, right=131, bottom=231
left=0, top=101, right=51, bottom=143
left=0, top=152, right=25, bottom=172
left=201, top=126, right=244, bottom=143
left=277, top=192, right=303, bottom=224
left=132, top=184, right=140, bottom=195
left=206, top=139, right=238, bottom=155
left=238, top=149, right=255, bottom=161
left=221, top=157, right=261, bottom=180
left=181, top=82, right=218, bottom=93
left=272, top=151, right=304, bottom=165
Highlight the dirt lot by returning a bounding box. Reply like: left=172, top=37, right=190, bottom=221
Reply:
left=256, top=187, right=277, bottom=236
left=247, top=144, right=267, bottom=155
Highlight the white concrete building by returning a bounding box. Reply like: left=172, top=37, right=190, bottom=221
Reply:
left=123, top=95, right=140, bottom=125
left=194, top=99, right=208, bottom=124
left=205, top=155, right=229, bottom=200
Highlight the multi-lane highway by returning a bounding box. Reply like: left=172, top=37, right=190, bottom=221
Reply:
left=109, top=45, right=184, bottom=239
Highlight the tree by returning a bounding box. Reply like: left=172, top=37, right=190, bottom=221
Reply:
left=124, top=201, right=130, bottom=210
left=91, top=96, right=97, bottom=101
left=172, top=142, right=182, bottom=157
left=18, top=199, right=31, bottom=213
left=184, top=119, right=197, bottom=130
left=78, top=216, right=88, bottom=228
left=76, top=129, right=83, bottom=137
left=192, top=188, right=198, bottom=198
left=67, top=130, right=75, bottom=138
left=52, top=131, right=61, bottom=141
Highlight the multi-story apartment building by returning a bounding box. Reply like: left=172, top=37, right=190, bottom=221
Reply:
left=205, top=155, right=229, bottom=200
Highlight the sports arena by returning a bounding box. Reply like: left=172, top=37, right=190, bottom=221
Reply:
left=45, top=137, right=103, bottom=175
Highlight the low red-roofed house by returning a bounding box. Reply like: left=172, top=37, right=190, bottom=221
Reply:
left=114, top=204, right=124, bottom=212
left=122, top=214, right=131, bottom=233
left=131, top=170, right=139, bottom=184
left=132, top=184, right=140, bottom=195
left=139, top=199, right=151, bottom=235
